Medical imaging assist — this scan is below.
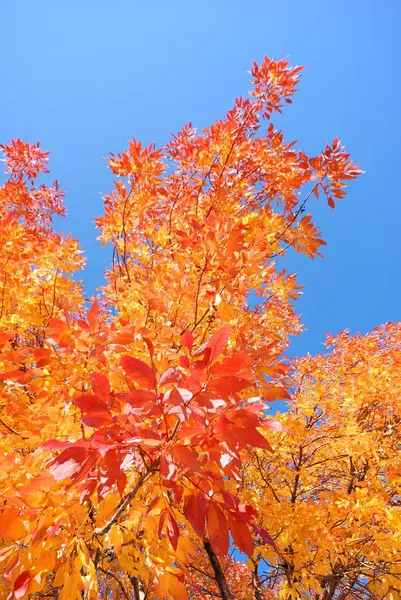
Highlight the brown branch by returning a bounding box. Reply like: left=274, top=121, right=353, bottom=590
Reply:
left=94, top=458, right=159, bottom=536
left=193, top=258, right=208, bottom=327
left=195, top=156, right=221, bottom=217
left=120, top=181, right=135, bottom=284
left=273, top=178, right=323, bottom=245
left=347, top=456, right=355, bottom=494
left=0, top=416, right=28, bottom=439
left=49, top=269, right=59, bottom=319
left=251, top=558, right=266, bottom=600
left=189, top=563, right=215, bottom=580
left=131, top=575, right=145, bottom=600
left=203, top=538, right=236, bottom=600
left=98, top=566, right=130, bottom=600
left=253, top=451, right=281, bottom=504
left=0, top=275, right=7, bottom=320
left=205, top=101, right=258, bottom=219
left=291, top=446, right=303, bottom=503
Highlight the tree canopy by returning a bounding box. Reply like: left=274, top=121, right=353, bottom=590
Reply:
left=1, top=56, right=394, bottom=600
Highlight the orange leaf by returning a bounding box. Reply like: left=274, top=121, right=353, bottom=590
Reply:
left=87, top=298, right=99, bottom=333
left=0, top=509, right=25, bottom=540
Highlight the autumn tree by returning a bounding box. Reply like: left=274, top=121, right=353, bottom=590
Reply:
left=243, top=324, right=401, bottom=600
left=0, top=57, right=361, bottom=600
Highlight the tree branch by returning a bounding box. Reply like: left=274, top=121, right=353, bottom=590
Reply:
left=0, top=416, right=28, bottom=439
left=203, top=538, right=235, bottom=600
left=98, top=566, right=130, bottom=600
left=95, top=458, right=159, bottom=536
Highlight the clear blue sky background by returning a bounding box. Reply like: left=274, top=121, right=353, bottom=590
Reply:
left=1, top=1, right=400, bottom=358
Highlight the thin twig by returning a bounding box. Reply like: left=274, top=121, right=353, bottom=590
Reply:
left=94, top=458, right=160, bottom=536
left=98, top=566, right=130, bottom=600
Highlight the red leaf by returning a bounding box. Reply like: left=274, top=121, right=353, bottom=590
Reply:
left=90, top=373, right=111, bottom=401
left=81, top=410, right=114, bottom=428
left=140, top=430, right=162, bottom=446
left=117, top=473, right=127, bottom=497
left=124, top=390, right=155, bottom=416
left=230, top=409, right=259, bottom=428
left=126, top=390, right=156, bottom=403
left=38, top=439, right=72, bottom=451
left=167, top=514, right=180, bottom=550
left=240, top=427, right=273, bottom=451
left=207, top=503, right=229, bottom=556
left=47, top=517, right=64, bottom=537
left=13, top=570, right=31, bottom=599
left=228, top=514, right=254, bottom=557
left=75, top=394, right=108, bottom=412
left=143, top=336, right=154, bottom=358
left=164, top=387, right=192, bottom=404
left=194, top=325, right=231, bottom=364
left=49, top=447, right=87, bottom=481
left=47, top=318, right=66, bottom=332
left=160, top=454, right=177, bottom=481
left=328, top=197, right=335, bottom=209
left=179, top=354, right=190, bottom=368
left=159, top=367, right=183, bottom=387
left=208, top=376, right=251, bottom=399
left=172, top=445, right=202, bottom=474
left=182, top=331, right=193, bottom=351
left=69, top=454, right=98, bottom=486
left=237, top=503, right=257, bottom=521
left=3, top=555, right=18, bottom=581
left=146, top=496, right=160, bottom=514
left=210, top=353, right=250, bottom=377
left=0, top=370, right=28, bottom=382
left=183, top=494, right=205, bottom=538
left=216, top=414, right=233, bottom=434
left=208, top=325, right=232, bottom=363
left=99, top=450, right=120, bottom=486
left=222, top=491, right=239, bottom=511
left=120, top=356, right=157, bottom=389
left=253, top=525, right=277, bottom=550
left=80, top=479, right=97, bottom=504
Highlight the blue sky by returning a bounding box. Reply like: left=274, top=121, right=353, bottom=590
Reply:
left=1, top=0, right=400, bottom=358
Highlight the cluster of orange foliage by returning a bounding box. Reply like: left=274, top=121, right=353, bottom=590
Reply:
left=243, top=323, right=401, bottom=599
left=2, top=55, right=392, bottom=600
